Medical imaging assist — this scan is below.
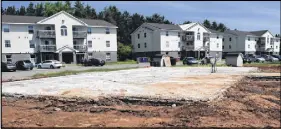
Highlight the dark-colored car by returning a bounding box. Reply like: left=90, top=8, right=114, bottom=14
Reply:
left=15, top=60, right=34, bottom=70
left=1, top=62, right=17, bottom=72
left=183, top=57, right=198, bottom=65
left=243, top=54, right=255, bottom=63
left=82, top=58, right=105, bottom=66
left=271, top=55, right=281, bottom=61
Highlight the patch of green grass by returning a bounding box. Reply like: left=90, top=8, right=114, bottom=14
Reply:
left=106, top=60, right=138, bottom=65
left=32, top=67, right=138, bottom=78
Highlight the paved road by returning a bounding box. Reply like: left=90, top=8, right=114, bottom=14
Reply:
left=2, top=63, right=150, bottom=81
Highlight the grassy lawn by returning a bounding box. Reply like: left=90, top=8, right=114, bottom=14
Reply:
left=105, top=60, right=138, bottom=65
left=32, top=67, right=138, bottom=78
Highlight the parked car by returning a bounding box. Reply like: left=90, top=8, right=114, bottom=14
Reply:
left=263, top=55, right=279, bottom=62
left=243, top=54, right=255, bottom=63
left=200, top=56, right=214, bottom=65
left=183, top=57, right=198, bottom=65
left=1, top=62, right=17, bottom=72
left=15, top=60, right=34, bottom=70
left=82, top=58, right=105, bottom=66
left=253, top=55, right=265, bottom=63
left=37, top=60, right=63, bottom=69
left=271, top=55, right=281, bottom=61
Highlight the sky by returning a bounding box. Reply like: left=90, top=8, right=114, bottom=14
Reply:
left=2, top=1, right=280, bottom=35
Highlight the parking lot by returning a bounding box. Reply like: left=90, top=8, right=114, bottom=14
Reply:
left=1, top=63, right=150, bottom=81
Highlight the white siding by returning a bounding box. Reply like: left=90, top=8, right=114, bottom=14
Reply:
left=261, top=31, right=274, bottom=50
left=131, top=26, right=154, bottom=52
left=186, top=24, right=209, bottom=50
left=209, top=34, right=223, bottom=51
left=274, top=38, right=280, bottom=53
left=244, top=36, right=257, bottom=52
left=160, top=30, right=181, bottom=51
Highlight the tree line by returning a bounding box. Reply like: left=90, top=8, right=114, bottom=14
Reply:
left=2, top=1, right=230, bottom=60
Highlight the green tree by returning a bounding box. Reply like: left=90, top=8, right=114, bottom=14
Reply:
left=35, top=3, right=44, bottom=16
left=217, top=23, right=227, bottom=32
left=73, top=1, right=85, bottom=18
left=26, top=2, right=35, bottom=16
left=119, top=11, right=132, bottom=44
left=117, top=43, right=132, bottom=61
left=64, top=1, right=73, bottom=14
left=84, top=4, right=92, bottom=18
left=203, top=19, right=211, bottom=29
left=211, top=21, right=218, bottom=30
left=90, top=8, right=97, bottom=19
left=1, top=7, right=4, bottom=14
left=18, top=6, right=26, bottom=15
left=146, top=13, right=166, bottom=23
left=6, top=6, right=16, bottom=15
left=183, top=21, right=192, bottom=24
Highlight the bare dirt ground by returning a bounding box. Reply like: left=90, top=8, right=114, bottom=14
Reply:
left=2, top=66, right=280, bottom=127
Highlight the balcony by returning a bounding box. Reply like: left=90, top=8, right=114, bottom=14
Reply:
left=203, top=33, right=210, bottom=42
left=73, top=31, right=87, bottom=38
left=73, top=45, right=87, bottom=52
left=182, top=35, right=194, bottom=41
left=39, top=45, right=56, bottom=52
left=37, top=30, right=56, bottom=38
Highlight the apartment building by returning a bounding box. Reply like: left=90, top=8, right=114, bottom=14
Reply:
left=222, top=29, right=280, bottom=57
left=131, top=22, right=223, bottom=59
left=2, top=11, right=118, bottom=64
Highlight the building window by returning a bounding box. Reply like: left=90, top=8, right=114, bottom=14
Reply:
left=217, top=36, right=219, bottom=39
left=248, top=44, right=250, bottom=48
left=61, top=25, right=67, bottom=36
left=5, top=40, right=11, bottom=48
left=106, top=53, right=111, bottom=61
left=62, top=20, right=65, bottom=24
left=6, top=55, right=12, bottom=62
left=267, top=36, right=269, bottom=43
left=276, top=46, right=278, bottom=49
left=106, top=28, right=110, bottom=34
left=106, top=41, right=110, bottom=47
left=29, top=40, right=35, bottom=48
left=222, top=45, right=224, bottom=49
left=30, top=54, right=36, bottom=59
left=271, top=46, right=273, bottom=48
left=178, top=42, right=180, bottom=48
left=248, top=37, right=250, bottom=41
left=144, top=33, right=146, bottom=38
left=144, top=43, right=147, bottom=48
left=28, top=26, right=34, bottom=34
left=222, top=38, right=224, bottom=42
left=229, top=37, right=232, bottom=41
left=87, top=28, right=91, bottom=34
left=229, top=45, right=231, bottom=49
left=88, top=41, right=92, bottom=48
left=138, top=44, right=140, bottom=48
left=166, top=31, right=169, bottom=36
left=166, top=41, right=169, bottom=47
left=197, top=33, right=200, bottom=40
left=217, top=43, right=219, bottom=48
left=3, top=25, right=9, bottom=32
left=138, top=34, right=140, bottom=39
left=178, top=32, right=180, bottom=37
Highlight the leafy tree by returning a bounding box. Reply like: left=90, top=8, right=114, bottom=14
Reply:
left=64, top=1, right=73, bottom=14
left=26, top=2, right=35, bottom=16
left=1, top=7, right=4, bottom=14
left=73, top=1, right=85, bottom=18
left=119, top=11, right=132, bottom=44
left=35, top=3, right=44, bottom=16
left=6, top=6, right=16, bottom=15
left=117, top=43, right=133, bottom=61
left=183, top=21, right=192, bottom=24
left=18, top=6, right=26, bottom=15
left=145, top=13, right=171, bottom=24
left=84, top=4, right=92, bottom=19
left=90, top=8, right=97, bottom=19
left=211, top=21, right=218, bottom=30
left=203, top=19, right=211, bottom=29
left=217, top=23, right=227, bottom=32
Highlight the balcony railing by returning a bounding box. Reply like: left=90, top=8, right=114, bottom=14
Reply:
left=73, top=31, right=87, bottom=38
left=73, top=45, right=87, bottom=52
left=39, top=45, right=56, bottom=52
left=37, top=30, right=56, bottom=38
left=203, top=37, right=210, bottom=42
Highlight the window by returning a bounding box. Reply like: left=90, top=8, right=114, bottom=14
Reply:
left=87, top=28, right=91, bottom=34
left=44, top=40, right=49, bottom=45
left=3, top=25, right=9, bottom=32
left=276, top=46, right=278, bottom=49
left=222, top=38, right=224, bottom=42
left=6, top=55, right=12, bottom=62
left=248, top=37, right=250, bottom=41
left=138, top=34, right=140, bottom=39
left=144, top=43, right=147, bottom=48
left=217, top=43, right=219, bottom=48
left=178, top=32, right=180, bottom=37
left=267, top=36, right=269, bottom=43
left=62, top=20, right=65, bottom=24
left=222, top=45, right=224, bottom=49
left=88, top=53, right=93, bottom=56
left=248, top=44, right=250, bottom=48
left=28, top=26, right=34, bottom=34
left=166, top=31, right=169, bottom=36
left=144, top=33, right=146, bottom=38
left=229, top=45, right=231, bottom=49
left=106, top=41, right=110, bottom=47
left=276, top=39, right=279, bottom=42
left=29, top=40, right=35, bottom=48
left=197, top=33, right=200, bottom=40
left=106, top=28, right=110, bottom=34
left=166, top=41, right=169, bottom=47
left=30, top=54, right=36, bottom=59
left=217, top=36, right=219, bottom=39
left=61, top=25, right=67, bottom=36
left=88, top=41, right=92, bottom=48
left=229, top=37, right=232, bottom=41
left=5, top=40, right=11, bottom=48
left=178, top=42, right=180, bottom=48
left=271, top=46, right=273, bottom=48
left=106, top=53, right=111, bottom=61
left=138, top=44, right=140, bottom=48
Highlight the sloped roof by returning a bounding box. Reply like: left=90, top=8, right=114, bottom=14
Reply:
left=224, top=29, right=256, bottom=36
left=179, top=23, right=197, bottom=30
left=2, top=14, right=117, bottom=27
left=146, top=23, right=182, bottom=30
left=249, top=30, right=268, bottom=36
left=208, top=29, right=223, bottom=34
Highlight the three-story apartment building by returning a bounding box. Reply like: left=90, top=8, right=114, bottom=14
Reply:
left=2, top=11, right=118, bottom=64
left=131, top=22, right=223, bottom=59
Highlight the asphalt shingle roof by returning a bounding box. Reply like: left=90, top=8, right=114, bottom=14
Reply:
left=2, top=15, right=117, bottom=27
left=224, top=29, right=256, bottom=36
left=146, top=23, right=182, bottom=30
left=249, top=30, right=268, bottom=36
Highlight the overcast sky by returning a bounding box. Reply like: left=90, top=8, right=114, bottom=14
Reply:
left=2, top=1, right=280, bottom=35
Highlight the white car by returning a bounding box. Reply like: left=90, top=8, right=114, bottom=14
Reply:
left=38, top=60, right=63, bottom=69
